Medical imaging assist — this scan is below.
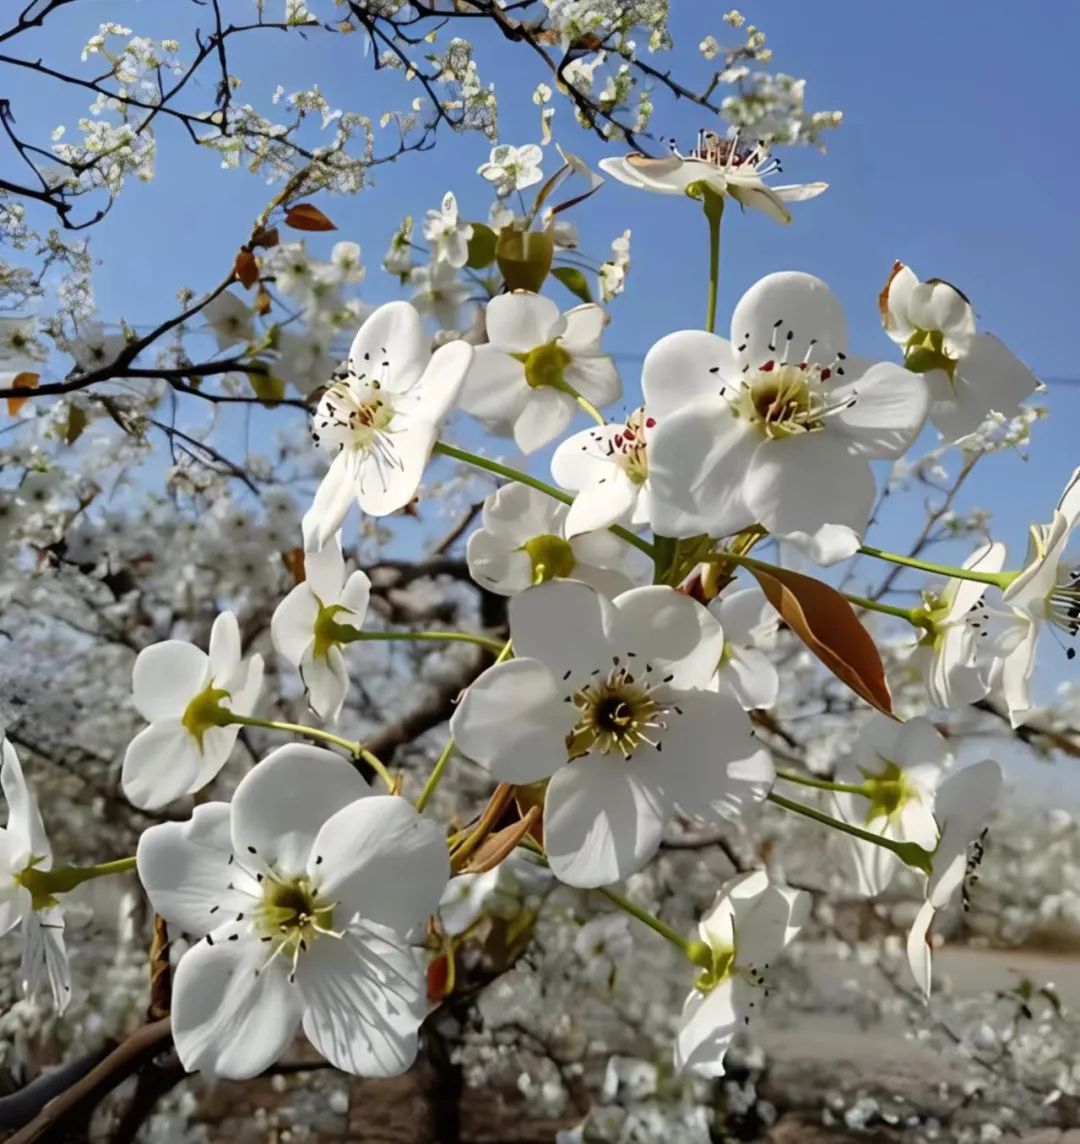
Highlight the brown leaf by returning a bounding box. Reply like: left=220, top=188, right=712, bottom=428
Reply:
left=234, top=249, right=259, bottom=289
left=282, top=547, right=306, bottom=585
left=148, top=915, right=171, bottom=1019
left=284, top=202, right=337, bottom=232
left=427, top=951, right=452, bottom=1003
left=461, top=806, right=541, bottom=874
left=63, top=404, right=87, bottom=445
left=746, top=563, right=894, bottom=716
left=250, top=225, right=279, bottom=250
left=254, top=287, right=272, bottom=316
left=514, top=781, right=547, bottom=846
left=6, top=371, right=39, bottom=416
left=878, top=260, right=905, bottom=329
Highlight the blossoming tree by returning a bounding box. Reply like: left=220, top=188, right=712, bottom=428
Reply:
left=0, top=2, right=1076, bottom=1141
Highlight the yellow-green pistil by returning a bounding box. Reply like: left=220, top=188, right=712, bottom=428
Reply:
left=687, top=937, right=735, bottom=994
left=522, top=533, right=576, bottom=582
left=513, top=341, right=573, bottom=392
left=312, top=601, right=361, bottom=660
left=252, top=875, right=340, bottom=981
left=904, top=328, right=957, bottom=380
left=858, top=758, right=918, bottom=825
left=180, top=685, right=234, bottom=749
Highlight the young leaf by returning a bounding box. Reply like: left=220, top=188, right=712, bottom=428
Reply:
left=233, top=249, right=259, bottom=289
left=6, top=371, right=39, bottom=416
left=63, top=404, right=88, bottom=445
left=247, top=371, right=285, bottom=406
left=551, top=265, right=594, bottom=304
left=284, top=202, right=337, bottom=232
left=465, top=222, right=498, bottom=269
left=746, top=563, right=894, bottom=716
left=460, top=806, right=541, bottom=874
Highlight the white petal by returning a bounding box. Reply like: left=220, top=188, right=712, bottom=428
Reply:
left=136, top=803, right=249, bottom=936
left=514, top=388, right=576, bottom=454
left=300, top=644, right=350, bottom=722
left=303, top=451, right=356, bottom=551
left=883, top=263, right=919, bottom=343
left=457, top=346, right=529, bottom=423
left=554, top=304, right=607, bottom=351
left=656, top=690, right=773, bottom=822
left=1, top=738, right=50, bottom=869
left=466, top=528, right=533, bottom=596
left=906, top=898, right=935, bottom=1000
left=907, top=280, right=975, bottom=355
left=551, top=425, right=624, bottom=492
left=304, top=534, right=347, bottom=602
left=297, top=920, right=425, bottom=1076
left=773, top=181, right=828, bottom=203
left=744, top=437, right=875, bottom=565
left=934, top=333, right=1039, bottom=443
left=946, top=542, right=1006, bottom=622
left=646, top=400, right=756, bottom=538
left=271, top=585, right=319, bottom=667
left=719, top=647, right=779, bottom=711
left=611, top=586, right=725, bottom=689
left=728, top=872, right=809, bottom=966
left=401, top=339, right=471, bottom=425
left=674, top=981, right=742, bottom=1076
left=730, top=271, right=847, bottom=369
left=171, top=936, right=303, bottom=1079
left=997, top=620, right=1037, bottom=727
left=479, top=480, right=562, bottom=542
left=21, top=908, right=70, bottom=1013
left=132, top=640, right=209, bottom=722
left=509, top=579, right=617, bottom=680
left=544, top=756, right=666, bottom=887
left=121, top=721, right=215, bottom=810
left=354, top=415, right=435, bottom=517
left=450, top=658, right=576, bottom=782
left=728, top=181, right=792, bottom=225
left=831, top=361, right=929, bottom=459
left=312, top=796, right=449, bottom=934
left=928, top=760, right=1002, bottom=907
left=348, top=301, right=429, bottom=392
left=565, top=352, right=621, bottom=408
left=485, top=292, right=560, bottom=352
left=208, top=612, right=242, bottom=683
left=716, top=586, right=772, bottom=643
left=892, top=716, right=952, bottom=774
left=641, top=330, right=738, bottom=420
left=339, top=570, right=372, bottom=618
left=565, top=469, right=639, bottom=537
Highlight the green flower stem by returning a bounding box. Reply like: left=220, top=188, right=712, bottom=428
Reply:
left=416, top=637, right=514, bottom=813
left=767, top=791, right=932, bottom=874
left=599, top=885, right=695, bottom=959
left=774, top=768, right=872, bottom=798
left=841, top=592, right=926, bottom=627
left=700, top=186, right=725, bottom=334
left=858, top=544, right=1015, bottom=589
left=652, top=535, right=678, bottom=584
left=227, top=715, right=394, bottom=790
left=351, top=630, right=506, bottom=656
left=433, top=441, right=655, bottom=559
left=19, top=856, right=137, bottom=905
left=549, top=375, right=606, bottom=428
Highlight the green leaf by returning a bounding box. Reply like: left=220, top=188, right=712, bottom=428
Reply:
left=63, top=404, right=87, bottom=445
left=551, top=265, right=594, bottom=304
left=248, top=371, right=286, bottom=406
left=465, top=223, right=498, bottom=269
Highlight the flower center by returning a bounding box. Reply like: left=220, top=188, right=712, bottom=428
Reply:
left=858, top=758, right=917, bottom=824
left=515, top=341, right=572, bottom=390
left=904, top=328, right=958, bottom=380
left=312, top=378, right=396, bottom=454
left=180, top=684, right=233, bottom=750
left=566, top=664, right=671, bottom=759
left=1048, top=563, right=1080, bottom=657
left=311, top=600, right=360, bottom=659
left=688, top=129, right=779, bottom=177
left=252, top=874, right=339, bottom=982
left=585, top=407, right=652, bottom=484
left=734, top=362, right=851, bottom=439
left=522, top=533, right=576, bottom=582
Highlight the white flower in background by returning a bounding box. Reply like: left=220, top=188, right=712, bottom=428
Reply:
left=906, top=759, right=1002, bottom=998
left=121, top=611, right=264, bottom=810
left=438, top=868, right=501, bottom=937
left=466, top=482, right=643, bottom=597
left=599, top=229, right=631, bottom=301
left=600, top=131, right=827, bottom=225
left=383, top=217, right=414, bottom=278
left=707, top=585, right=780, bottom=711
left=994, top=468, right=1080, bottom=727
left=478, top=143, right=544, bottom=197
left=451, top=581, right=773, bottom=888
left=408, top=261, right=472, bottom=331
left=267, top=241, right=314, bottom=298
left=676, top=871, right=808, bottom=1075
left=881, top=262, right=1040, bottom=443
left=67, top=322, right=130, bottom=372
left=323, top=241, right=365, bottom=285
left=646, top=272, right=929, bottom=565
left=16, top=467, right=63, bottom=512
left=551, top=408, right=653, bottom=537
left=458, top=293, right=620, bottom=455
left=202, top=291, right=255, bottom=351
left=909, top=541, right=1006, bottom=709
left=277, top=326, right=338, bottom=397
left=574, top=913, right=633, bottom=988
left=271, top=533, right=371, bottom=721
left=302, top=301, right=472, bottom=548
left=136, top=744, right=449, bottom=1078
left=0, top=733, right=71, bottom=1012
left=0, top=317, right=46, bottom=368
left=422, top=193, right=474, bottom=269
left=830, top=715, right=950, bottom=897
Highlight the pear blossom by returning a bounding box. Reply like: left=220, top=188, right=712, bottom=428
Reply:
left=450, top=581, right=773, bottom=888
left=201, top=290, right=255, bottom=350
left=706, top=585, right=780, bottom=711
left=136, top=744, right=449, bottom=1078
left=466, top=482, right=643, bottom=597
left=906, top=759, right=1002, bottom=998
left=121, top=611, right=264, bottom=810
left=881, top=262, right=1040, bottom=443
left=458, top=293, right=621, bottom=455
left=829, top=715, right=950, bottom=897
left=0, top=316, right=46, bottom=368
left=438, top=868, right=502, bottom=937
left=574, top=913, right=633, bottom=989
left=994, top=468, right=1080, bottom=727
left=599, top=131, right=826, bottom=225
left=909, top=541, right=1006, bottom=708
left=408, top=261, right=472, bottom=331
left=551, top=407, right=653, bottom=537
left=646, top=272, right=930, bottom=564
left=478, top=143, right=544, bottom=197
left=271, top=533, right=371, bottom=721
left=675, top=870, right=809, bottom=1075
left=422, top=192, right=473, bottom=269
left=66, top=322, right=130, bottom=372
left=277, top=327, right=337, bottom=396
left=302, top=302, right=473, bottom=549
left=323, top=241, right=365, bottom=285
left=0, top=733, right=71, bottom=1012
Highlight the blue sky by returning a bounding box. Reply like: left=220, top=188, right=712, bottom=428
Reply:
left=6, top=2, right=1080, bottom=791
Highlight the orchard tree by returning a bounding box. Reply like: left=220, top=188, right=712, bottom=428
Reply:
left=0, top=2, right=1076, bottom=1142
